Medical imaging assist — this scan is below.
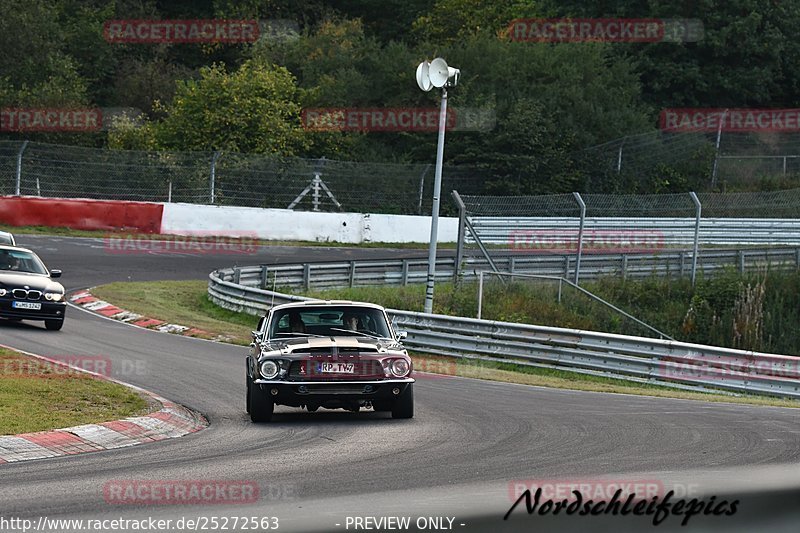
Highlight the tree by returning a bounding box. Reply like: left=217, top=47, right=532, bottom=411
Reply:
left=148, top=60, right=308, bottom=155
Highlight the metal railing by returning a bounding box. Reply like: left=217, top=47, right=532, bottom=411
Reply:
left=209, top=259, right=800, bottom=400
left=209, top=247, right=800, bottom=295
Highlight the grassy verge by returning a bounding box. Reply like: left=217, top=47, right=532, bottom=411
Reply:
left=86, top=280, right=800, bottom=408
left=0, top=348, right=152, bottom=435
left=7, top=225, right=451, bottom=249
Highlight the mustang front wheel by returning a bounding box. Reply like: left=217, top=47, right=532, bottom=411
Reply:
left=391, top=384, right=414, bottom=419
left=248, top=382, right=274, bottom=423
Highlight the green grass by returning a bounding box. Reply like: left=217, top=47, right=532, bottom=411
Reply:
left=91, top=281, right=256, bottom=344
left=6, top=225, right=453, bottom=249
left=0, top=348, right=151, bottom=435
left=85, top=280, right=800, bottom=409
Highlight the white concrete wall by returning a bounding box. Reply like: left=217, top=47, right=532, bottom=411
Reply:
left=160, top=203, right=458, bottom=243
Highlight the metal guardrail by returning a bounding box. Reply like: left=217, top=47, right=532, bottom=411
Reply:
left=209, top=259, right=800, bottom=400
left=467, top=217, right=800, bottom=246
left=211, top=247, right=800, bottom=293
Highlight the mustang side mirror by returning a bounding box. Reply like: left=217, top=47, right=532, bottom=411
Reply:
left=50, top=269, right=62, bottom=278
left=396, top=331, right=408, bottom=340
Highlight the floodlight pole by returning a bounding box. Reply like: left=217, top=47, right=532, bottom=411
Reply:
left=424, top=87, right=448, bottom=314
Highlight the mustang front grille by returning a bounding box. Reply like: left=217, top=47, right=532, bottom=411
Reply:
left=287, top=360, right=385, bottom=381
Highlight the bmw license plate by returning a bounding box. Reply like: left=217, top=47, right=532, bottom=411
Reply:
left=12, top=301, right=41, bottom=310
left=319, top=362, right=355, bottom=373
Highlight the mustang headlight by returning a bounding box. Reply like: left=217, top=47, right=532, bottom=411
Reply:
left=0, top=288, right=6, bottom=296
left=390, top=359, right=411, bottom=377
left=44, top=291, right=64, bottom=302
left=259, top=360, right=279, bottom=379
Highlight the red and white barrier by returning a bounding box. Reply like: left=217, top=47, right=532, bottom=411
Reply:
left=0, top=196, right=163, bottom=233
left=0, top=196, right=458, bottom=243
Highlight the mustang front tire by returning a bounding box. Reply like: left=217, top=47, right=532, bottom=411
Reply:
left=249, top=382, right=274, bottom=423
left=391, top=384, right=414, bottom=419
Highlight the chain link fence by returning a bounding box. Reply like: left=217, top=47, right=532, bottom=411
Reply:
left=578, top=130, right=800, bottom=191
left=0, top=140, right=484, bottom=215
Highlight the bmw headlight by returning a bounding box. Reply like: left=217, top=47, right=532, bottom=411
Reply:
left=390, top=359, right=410, bottom=377
left=259, top=360, right=279, bottom=379
left=44, top=291, right=64, bottom=302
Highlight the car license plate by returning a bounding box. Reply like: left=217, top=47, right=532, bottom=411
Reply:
left=12, top=301, right=41, bottom=310
left=319, top=362, right=355, bottom=373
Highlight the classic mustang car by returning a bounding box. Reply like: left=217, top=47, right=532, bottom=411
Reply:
left=0, top=245, right=66, bottom=330
left=246, top=300, right=414, bottom=422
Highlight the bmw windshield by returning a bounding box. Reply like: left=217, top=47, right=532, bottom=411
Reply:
left=0, top=249, right=49, bottom=275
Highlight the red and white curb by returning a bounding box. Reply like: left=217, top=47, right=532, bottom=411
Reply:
left=68, top=290, right=234, bottom=341
left=0, top=348, right=207, bottom=464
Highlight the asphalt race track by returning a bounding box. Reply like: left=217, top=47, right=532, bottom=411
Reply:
left=1, top=235, right=799, bottom=532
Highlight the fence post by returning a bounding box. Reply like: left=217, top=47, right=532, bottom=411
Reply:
left=168, top=180, right=172, bottom=203
left=210, top=151, right=221, bottom=204
left=477, top=271, right=484, bottom=319
left=689, top=192, right=702, bottom=286
left=451, top=190, right=468, bottom=282
left=573, top=192, right=586, bottom=285
left=417, top=164, right=431, bottom=215
left=15, top=141, right=29, bottom=196
left=710, top=110, right=727, bottom=188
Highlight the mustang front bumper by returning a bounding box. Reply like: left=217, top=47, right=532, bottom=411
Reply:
left=253, top=378, right=414, bottom=404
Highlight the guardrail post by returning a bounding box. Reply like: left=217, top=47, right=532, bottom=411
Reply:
left=233, top=267, right=241, bottom=285
left=563, top=256, right=570, bottom=278
left=509, top=256, right=516, bottom=273
left=260, top=265, right=269, bottom=288
left=15, top=140, right=29, bottom=196
left=401, top=260, right=409, bottom=286
left=303, top=264, right=311, bottom=290
left=621, top=255, right=628, bottom=280
left=738, top=250, right=746, bottom=274
left=573, top=192, right=586, bottom=285
left=348, top=261, right=356, bottom=288
left=679, top=251, right=686, bottom=278
left=796, top=248, right=800, bottom=270
left=689, top=192, right=702, bottom=286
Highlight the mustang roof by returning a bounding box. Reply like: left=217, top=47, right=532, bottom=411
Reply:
left=270, top=300, right=387, bottom=311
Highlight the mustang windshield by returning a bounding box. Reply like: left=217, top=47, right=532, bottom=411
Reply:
left=0, top=250, right=49, bottom=275
left=268, top=306, right=393, bottom=339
